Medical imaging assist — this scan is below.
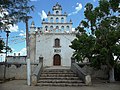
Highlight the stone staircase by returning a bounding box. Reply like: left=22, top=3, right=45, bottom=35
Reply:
left=37, top=68, right=85, bottom=86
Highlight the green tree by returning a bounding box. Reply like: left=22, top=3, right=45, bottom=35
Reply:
left=0, top=0, right=34, bottom=81
left=70, top=0, right=120, bottom=82
left=0, top=0, right=34, bottom=30
left=0, top=0, right=34, bottom=53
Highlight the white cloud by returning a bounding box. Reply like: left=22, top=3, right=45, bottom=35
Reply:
left=19, top=48, right=26, bottom=56
left=38, top=10, right=47, bottom=20
left=68, top=3, right=82, bottom=16
left=10, top=48, right=27, bottom=56
left=19, top=30, right=26, bottom=37
left=93, top=0, right=96, bottom=2
left=20, top=30, right=24, bottom=33
left=8, top=24, right=19, bottom=32
left=19, top=33, right=26, bottom=37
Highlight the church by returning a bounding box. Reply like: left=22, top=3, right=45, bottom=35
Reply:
left=29, top=3, right=76, bottom=67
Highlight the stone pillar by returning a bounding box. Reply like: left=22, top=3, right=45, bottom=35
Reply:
left=27, top=58, right=31, bottom=86
left=85, top=75, right=92, bottom=85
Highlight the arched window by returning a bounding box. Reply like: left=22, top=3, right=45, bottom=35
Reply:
left=50, top=26, right=53, bottom=31
left=56, top=11, right=59, bottom=14
left=56, top=18, right=59, bottom=23
left=55, top=38, right=60, bottom=47
left=50, top=17, right=53, bottom=23
left=66, top=26, right=69, bottom=32
left=61, top=17, right=64, bottom=23
left=56, top=26, right=59, bottom=32
left=45, top=26, right=48, bottom=31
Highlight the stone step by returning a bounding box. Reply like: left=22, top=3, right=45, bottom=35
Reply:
left=42, top=71, right=74, bottom=74
left=38, top=79, right=83, bottom=83
left=40, top=73, right=77, bottom=77
left=37, top=82, right=86, bottom=86
left=38, top=69, right=84, bottom=86
left=39, top=77, right=80, bottom=80
left=43, top=69, right=72, bottom=72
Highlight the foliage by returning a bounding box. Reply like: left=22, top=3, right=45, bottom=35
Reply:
left=70, top=32, right=95, bottom=62
left=0, top=0, right=34, bottom=31
left=70, top=0, right=120, bottom=71
left=0, top=0, right=34, bottom=53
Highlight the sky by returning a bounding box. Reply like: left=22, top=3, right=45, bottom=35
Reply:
left=0, top=0, right=99, bottom=60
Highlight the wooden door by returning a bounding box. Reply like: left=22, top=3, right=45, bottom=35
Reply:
left=53, top=54, right=61, bottom=66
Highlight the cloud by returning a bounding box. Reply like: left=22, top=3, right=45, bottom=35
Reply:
left=38, top=10, right=47, bottom=20
left=93, top=0, right=96, bottom=2
left=68, top=3, right=82, bottom=16
left=10, top=48, right=27, bottom=56
left=19, top=48, right=26, bottom=56
left=8, top=24, right=19, bottom=32
left=19, top=30, right=26, bottom=37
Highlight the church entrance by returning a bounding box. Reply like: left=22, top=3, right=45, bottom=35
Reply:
left=53, top=54, right=61, bottom=66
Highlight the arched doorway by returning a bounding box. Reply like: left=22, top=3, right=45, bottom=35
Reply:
left=53, top=54, right=61, bottom=66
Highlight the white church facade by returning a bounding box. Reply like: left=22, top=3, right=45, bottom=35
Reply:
left=30, top=3, right=76, bottom=67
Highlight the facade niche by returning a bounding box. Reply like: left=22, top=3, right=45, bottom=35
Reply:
left=55, top=38, right=60, bottom=47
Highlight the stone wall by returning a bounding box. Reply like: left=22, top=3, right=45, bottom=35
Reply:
left=80, top=64, right=108, bottom=79
left=0, top=63, right=38, bottom=80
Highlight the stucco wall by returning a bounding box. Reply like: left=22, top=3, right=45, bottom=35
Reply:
left=36, top=33, right=76, bottom=67
left=0, top=63, right=37, bottom=80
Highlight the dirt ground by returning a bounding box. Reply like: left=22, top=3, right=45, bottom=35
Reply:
left=0, top=80, right=120, bottom=90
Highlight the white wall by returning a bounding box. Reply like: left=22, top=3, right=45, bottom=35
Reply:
left=36, top=33, right=76, bottom=67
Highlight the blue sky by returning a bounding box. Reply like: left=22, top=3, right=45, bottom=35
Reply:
left=0, top=0, right=99, bottom=57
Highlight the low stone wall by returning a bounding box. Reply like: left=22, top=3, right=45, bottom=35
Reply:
left=0, top=63, right=38, bottom=80
left=71, top=63, right=91, bottom=85
left=78, top=64, right=108, bottom=79
left=31, top=63, right=43, bottom=86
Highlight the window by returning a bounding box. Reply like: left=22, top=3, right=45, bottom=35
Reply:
left=55, top=38, right=60, bottom=47
left=45, top=26, right=48, bottom=31
left=56, top=26, right=59, bottom=32
left=56, top=18, right=59, bottom=23
left=66, top=26, right=69, bottom=31
left=61, top=17, right=64, bottom=23
left=50, top=26, right=53, bottom=31
left=56, top=11, right=59, bottom=14
left=50, top=17, right=53, bottom=23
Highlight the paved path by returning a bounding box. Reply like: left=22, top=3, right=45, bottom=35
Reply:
left=0, top=80, right=120, bottom=90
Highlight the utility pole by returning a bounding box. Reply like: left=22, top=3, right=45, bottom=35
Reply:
left=25, top=16, right=32, bottom=59
left=24, top=16, right=32, bottom=86
left=3, top=30, right=10, bottom=81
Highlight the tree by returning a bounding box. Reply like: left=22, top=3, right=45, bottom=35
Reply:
left=0, top=0, right=34, bottom=81
left=70, top=0, right=120, bottom=82
left=0, top=0, right=34, bottom=52
left=0, top=0, right=34, bottom=30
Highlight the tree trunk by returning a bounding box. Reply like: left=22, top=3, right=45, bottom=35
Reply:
left=109, top=67, right=115, bottom=82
